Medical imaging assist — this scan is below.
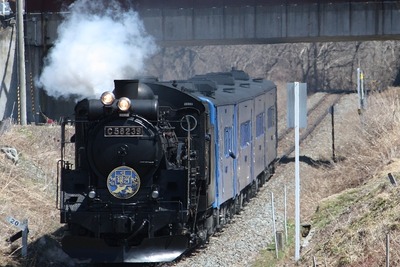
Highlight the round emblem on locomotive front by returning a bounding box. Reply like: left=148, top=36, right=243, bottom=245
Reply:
left=107, top=166, right=140, bottom=199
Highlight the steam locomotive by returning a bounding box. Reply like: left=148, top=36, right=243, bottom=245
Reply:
left=58, top=69, right=277, bottom=263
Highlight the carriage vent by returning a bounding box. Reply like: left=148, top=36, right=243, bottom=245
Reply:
left=223, top=87, right=235, bottom=93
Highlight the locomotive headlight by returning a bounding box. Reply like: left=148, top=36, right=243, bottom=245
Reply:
left=151, top=189, right=159, bottom=199
left=118, top=97, right=131, bottom=112
left=101, top=91, right=115, bottom=106
left=88, top=189, right=96, bottom=199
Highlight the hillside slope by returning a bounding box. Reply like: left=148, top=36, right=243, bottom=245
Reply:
left=0, top=122, right=72, bottom=267
left=272, top=88, right=400, bottom=266
left=307, top=160, right=400, bottom=266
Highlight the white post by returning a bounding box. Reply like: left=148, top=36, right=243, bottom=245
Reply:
left=284, top=185, right=288, bottom=244
left=286, top=82, right=306, bottom=261
left=357, top=68, right=361, bottom=111
left=294, top=82, right=301, bottom=261
left=386, top=233, right=390, bottom=267
left=271, top=192, right=278, bottom=258
left=360, top=70, right=364, bottom=101
left=361, top=70, right=367, bottom=108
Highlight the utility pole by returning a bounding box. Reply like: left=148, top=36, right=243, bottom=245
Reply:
left=17, top=0, right=27, bottom=125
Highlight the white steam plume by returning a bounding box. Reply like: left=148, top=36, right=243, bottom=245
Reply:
left=37, top=0, right=157, bottom=99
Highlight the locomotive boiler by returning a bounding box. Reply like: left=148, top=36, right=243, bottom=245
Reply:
left=58, top=70, right=277, bottom=263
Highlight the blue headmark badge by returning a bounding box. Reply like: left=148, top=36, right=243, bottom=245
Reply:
left=107, top=166, right=140, bottom=199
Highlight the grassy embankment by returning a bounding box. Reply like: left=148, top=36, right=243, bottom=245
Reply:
left=254, top=88, right=400, bottom=266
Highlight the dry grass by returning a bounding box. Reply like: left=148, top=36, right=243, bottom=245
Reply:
left=0, top=124, right=64, bottom=266
left=296, top=88, right=400, bottom=266
left=254, top=88, right=400, bottom=267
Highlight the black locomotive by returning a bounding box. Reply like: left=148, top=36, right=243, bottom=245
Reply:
left=58, top=69, right=277, bottom=263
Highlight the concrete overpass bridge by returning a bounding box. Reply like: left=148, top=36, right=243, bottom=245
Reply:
left=25, top=0, right=400, bottom=46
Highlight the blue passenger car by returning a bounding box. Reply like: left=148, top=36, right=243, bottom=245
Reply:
left=185, top=70, right=277, bottom=225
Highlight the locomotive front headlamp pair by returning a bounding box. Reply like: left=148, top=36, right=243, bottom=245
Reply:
left=117, top=97, right=131, bottom=112
left=100, top=92, right=131, bottom=112
left=101, top=91, right=115, bottom=106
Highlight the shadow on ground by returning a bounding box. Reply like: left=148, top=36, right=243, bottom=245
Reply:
left=279, top=155, right=346, bottom=168
left=6, top=227, right=167, bottom=267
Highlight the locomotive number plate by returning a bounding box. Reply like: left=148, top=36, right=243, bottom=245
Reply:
left=104, top=126, right=143, bottom=137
